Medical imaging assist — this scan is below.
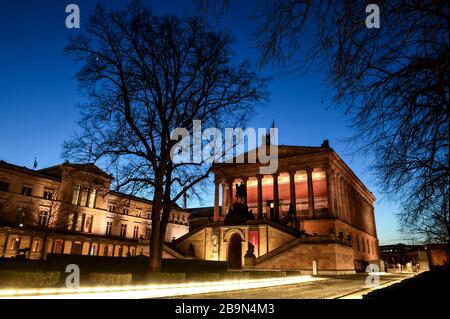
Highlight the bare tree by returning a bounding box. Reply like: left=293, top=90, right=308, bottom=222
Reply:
left=201, top=1, right=449, bottom=250
left=62, top=1, right=269, bottom=272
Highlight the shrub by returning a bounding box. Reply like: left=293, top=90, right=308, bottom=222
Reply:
left=89, top=272, right=132, bottom=285
left=0, top=270, right=60, bottom=288
left=186, top=272, right=221, bottom=282
left=146, top=272, right=186, bottom=283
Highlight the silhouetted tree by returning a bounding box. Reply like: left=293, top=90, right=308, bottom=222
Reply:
left=63, top=1, right=268, bottom=272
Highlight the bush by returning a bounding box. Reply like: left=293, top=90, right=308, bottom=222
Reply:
left=89, top=272, right=132, bottom=286
left=0, top=270, right=60, bottom=288
left=146, top=272, right=186, bottom=283
left=186, top=272, right=221, bottom=282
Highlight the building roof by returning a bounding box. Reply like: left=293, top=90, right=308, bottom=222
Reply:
left=0, top=160, right=61, bottom=182
left=38, top=162, right=113, bottom=179
left=212, top=144, right=331, bottom=170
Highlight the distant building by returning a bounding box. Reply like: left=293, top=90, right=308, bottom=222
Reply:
left=380, top=243, right=449, bottom=272
left=0, top=161, right=190, bottom=259
left=179, top=142, right=380, bottom=274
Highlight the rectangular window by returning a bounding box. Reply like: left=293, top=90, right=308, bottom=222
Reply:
left=38, top=211, right=49, bottom=227
left=72, top=186, right=81, bottom=205
left=79, top=187, right=89, bottom=207
left=0, top=181, right=10, bottom=192
left=120, top=224, right=127, bottom=238
left=145, top=225, right=151, bottom=239
left=123, top=207, right=129, bottom=215
left=108, top=204, right=116, bottom=213
left=22, top=186, right=32, bottom=196
left=135, top=209, right=142, bottom=218
left=75, top=214, right=83, bottom=232
left=16, top=207, right=26, bottom=227
left=133, top=226, right=139, bottom=239
left=43, top=188, right=54, bottom=200
left=66, top=213, right=74, bottom=230
left=88, top=189, right=97, bottom=208
left=106, top=221, right=113, bottom=236
left=54, top=240, right=63, bottom=254
left=84, top=215, right=93, bottom=233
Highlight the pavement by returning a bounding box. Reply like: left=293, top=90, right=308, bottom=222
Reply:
left=171, top=272, right=417, bottom=299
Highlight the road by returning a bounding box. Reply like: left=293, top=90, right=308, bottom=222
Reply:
left=172, top=273, right=416, bottom=299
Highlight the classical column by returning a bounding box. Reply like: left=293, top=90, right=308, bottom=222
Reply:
left=272, top=173, right=280, bottom=221
left=289, top=171, right=297, bottom=214
left=227, top=178, right=233, bottom=209
left=257, top=175, right=263, bottom=219
left=326, top=168, right=336, bottom=218
left=213, top=179, right=220, bottom=221
left=242, top=177, right=248, bottom=206
left=306, top=168, right=315, bottom=216
left=221, top=182, right=227, bottom=216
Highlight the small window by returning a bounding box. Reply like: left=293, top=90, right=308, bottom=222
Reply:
left=123, top=207, right=129, bottom=215
left=53, top=240, right=63, bottom=254
left=84, top=215, right=93, bottom=233
left=22, top=186, right=32, bottom=196
left=120, top=224, right=127, bottom=238
left=133, top=226, right=139, bottom=239
left=108, top=204, right=116, bottom=213
left=106, top=221, right=112, bottom=236
left=0, top=181, right=10, bottom=192
left=43, top=188, right=54, bottom=200
left=145, top=226, right=151, bottom=239
left=38, top=211, right=49, bottom=227
left=16, top=207, right=26, bottom=227
left=72, top=186, right=80, bottom=205
left=79, top=187, right=90, bottom=207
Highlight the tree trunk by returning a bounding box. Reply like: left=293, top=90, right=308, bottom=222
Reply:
left=149, top=173, right=165, bottom=272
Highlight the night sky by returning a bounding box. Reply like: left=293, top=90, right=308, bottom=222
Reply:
left=0, top=0, right=404, bottom=244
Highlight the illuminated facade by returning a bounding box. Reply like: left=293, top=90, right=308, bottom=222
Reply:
left=0, top=161, right=189, bottom=259
left=175, top=142, right=380, bottom=274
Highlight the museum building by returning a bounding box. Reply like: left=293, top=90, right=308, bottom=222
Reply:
left=176, top=140, right=380, bottom=274
left=0, top=161, right=190, bottom=259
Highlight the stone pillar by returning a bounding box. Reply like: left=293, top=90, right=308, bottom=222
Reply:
left=213, top=179, right=220, bottom=221
left=272, top=173, right=280, bottom=221
left=289, top=171, right=297, bottom=214
left=326, top=168, right=336, bottom=218
left=306, top=168, right=315, bottom=216
left=221, top=182, right=227, bottom=216
left=227, top=178, right=233, bottom=209
left=257, top=175, right=263, bottom=219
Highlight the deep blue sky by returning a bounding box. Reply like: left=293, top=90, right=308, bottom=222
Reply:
left=0, top=0, right=405, bottom=244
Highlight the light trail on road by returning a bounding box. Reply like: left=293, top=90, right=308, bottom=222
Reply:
left=0, top=275, right=326, bottom=299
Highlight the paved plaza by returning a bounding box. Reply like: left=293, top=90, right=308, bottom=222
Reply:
left=174, top=273, right=416, bottom=299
